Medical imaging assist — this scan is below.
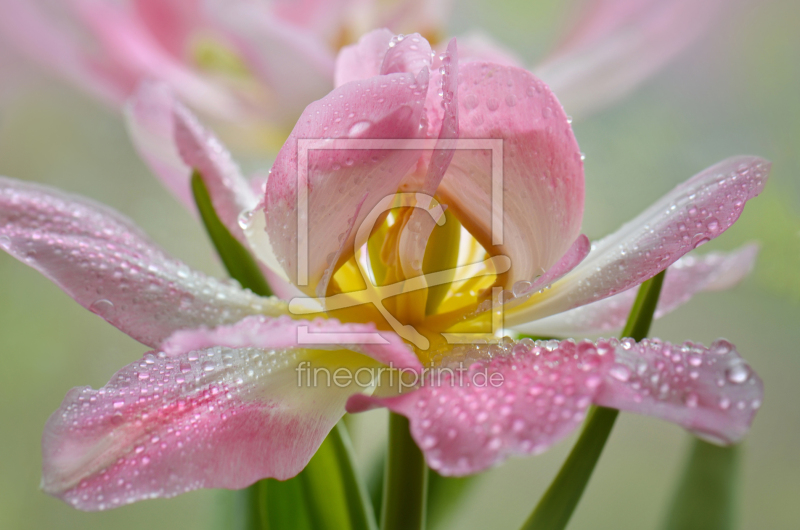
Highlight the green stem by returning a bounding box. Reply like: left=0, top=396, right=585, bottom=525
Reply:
left=520, top=270, right=666, bottom=530
left=661, top=440, right=739, bottom=530
left=381, top=413, right=428, bottom=530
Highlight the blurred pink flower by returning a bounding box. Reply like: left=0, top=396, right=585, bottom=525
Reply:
left=0, top=31, right=766, bottom=510
left=0, top=0, right=724, bottom=144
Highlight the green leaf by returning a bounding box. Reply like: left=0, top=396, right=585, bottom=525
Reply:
left=520, top=271, right=666, bottom=530
left=191, top=172, right=376, bottom=530
left=190, top=171, right=272, bottom=297
left=381, top=413, right=428, bottom=530
left=660, top=439, right=739, bottom=530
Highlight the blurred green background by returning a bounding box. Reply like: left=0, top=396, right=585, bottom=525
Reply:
left=1, top=0, right=798, bottom=528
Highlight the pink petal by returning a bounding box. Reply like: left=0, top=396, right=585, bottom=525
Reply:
left=505, top=157, right=770, bottom=327
left=436, top=62, right=584, bottom=287
left=262, top=70, right=430, bottom=295
left=398, top=38, right=459, bottom=277
left=348, top=338, right=611, bottom=475
left=71, top=0, right=242, bottom=120
left=131, top=0, right=202, bottom=59
left=534, top=0, right=725, bottom=118
left=210, top=0, right=334, bottom=124
left=348, top=337, right=761, bottom=475
left=162, top=315, right=422, bottom=371
left=515, top=245, right=759, bottom=336
left=125, top=82, right=294, bottom=297
left=595, top=338, right=762, bottom=444
left=334, top=28, right=394, bottom=88
left=173, top=100, right=258, bottom=241
left=0, top=177, right=283, bottom=348
left=42, top=316, right=404, bottom=510
left=0, top=0, right=126, bottom=104
left=125, top=82, right=195, bottom=211
left=380, top=33, right=433, bottom=77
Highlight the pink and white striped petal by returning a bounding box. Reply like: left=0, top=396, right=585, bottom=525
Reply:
left=505, top=157, right=770, bottom=327
left=334, top=29, right=393, bottom=88
left=436, top=63, right=584, bottom=288
left=42, top=316, right=408, bottom=510
left=261, top=70, right=430, bottom=296
left=514, top=245, right=758, bottom=336
left=534, top=0, right=725, bottom=119
left=348, top=337, right=761, bottom=475
left=0, top=177, right=283, bottom=348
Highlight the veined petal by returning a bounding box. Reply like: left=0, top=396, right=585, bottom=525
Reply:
left=42, top=316, right=410, bottom=510
left=348, top=337, right=761, bottom=475
left=436, top=62, right=584, bottom=288
left=262, top=70, right=429, bottom=296
left=0, top=177, right=283, bottom=348
left=534, top=0, right=725, bottom=119
left=334, top=28, right=393, bottom=88
left=515, top=245, right=758, bottom=336
left=505, top=157, right=770, bottom=327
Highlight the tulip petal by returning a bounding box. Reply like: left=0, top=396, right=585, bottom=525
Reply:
left=162, top=315, right=421, bottom=371
left=334, top=28, right=393, bottom=88
left=131, top=0, right=201, bottom=59
left=262, top=70, right=429, bottom=295
left=0, top=0, right=125, bottom=104
left=42, top=315, right=411, bottom=510
left=210, top=0, right=334, bottom=124
left=125, top=82, right=195, bottom=211
left=505, top=157, right=770, bottom=326
left=596, top=338, right=762, bottom=444
left=0, top=177, right=283, bottom=348
left=534, top=0, right=724, bottom=119
left=398, top=38, right=459, bottom=278
left=436, top=62, right=584, bottom=287
left=71, top=0, right=243, bottom=120
left=348, top=337, right=761, bottom=475
left=380, top=33, right=433, bottom=77
left=515, top=245, right=758, bottom=336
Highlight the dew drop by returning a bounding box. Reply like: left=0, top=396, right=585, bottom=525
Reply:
left=725, top=363, right=750, bottom=384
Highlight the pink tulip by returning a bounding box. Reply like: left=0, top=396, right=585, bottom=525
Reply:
left=0, top=0, right=726, bottom=140
left=0, top=31, right=766, bottom=511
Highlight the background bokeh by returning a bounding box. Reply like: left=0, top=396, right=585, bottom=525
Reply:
left=1, top=0, right=798, bottom=528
